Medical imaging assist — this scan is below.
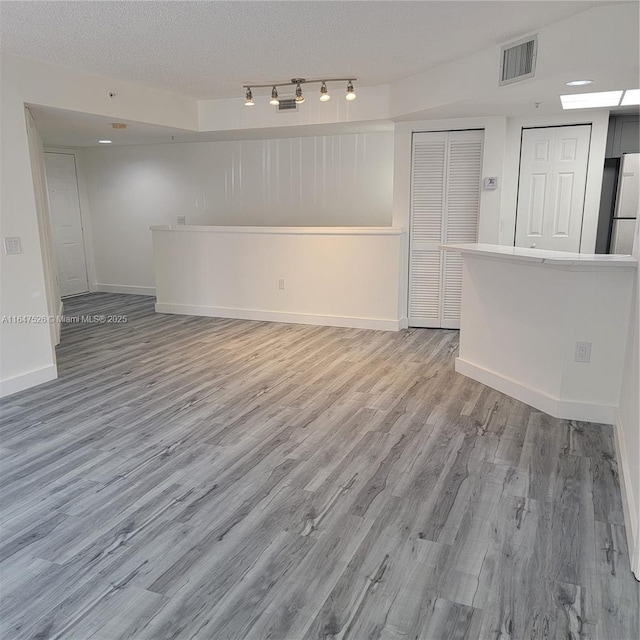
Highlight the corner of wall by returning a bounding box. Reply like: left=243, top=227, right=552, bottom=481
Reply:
left=614, top=407, right=640, bottom=579
left=1, top=69, right=57, bottom=391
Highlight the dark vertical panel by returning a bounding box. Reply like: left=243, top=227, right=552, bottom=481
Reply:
left=595, top=158, right=620, bottom=254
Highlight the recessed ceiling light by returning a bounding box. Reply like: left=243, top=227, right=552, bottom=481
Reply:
left=561, top=90, right=623, bottom=109
left=565, top=80, right=593, bottom=86
left=98, top=140, right=112, bottom=144
left=621, top=89, right=640, bottom=106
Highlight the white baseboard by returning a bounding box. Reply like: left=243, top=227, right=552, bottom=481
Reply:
left=155, top=302, right=401, bottom=331
left=0, top=364, right=57, bottom=398
left=614, top=409, right=640, bottom=579
left=455, top=357, right=616, bottom=424
left=399, top=317, right=409, bottom=330
left=95, top=284, right=156, bottom=296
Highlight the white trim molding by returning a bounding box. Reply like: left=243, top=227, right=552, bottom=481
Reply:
left=95, top=284, right=156, bottom=297
left=455, top=358, right=617, bottom=424
left=150, top=225, right=403, bottom=236
left=155, top=302, right=401, bottom=331
left=0, top=365, right=58, bottom=398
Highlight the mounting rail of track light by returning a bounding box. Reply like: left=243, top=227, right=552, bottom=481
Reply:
left=243, top=78, right=357, bottom=106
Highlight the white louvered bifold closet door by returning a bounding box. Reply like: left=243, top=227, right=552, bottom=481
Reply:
left=409, top=129, right=483, bottom=329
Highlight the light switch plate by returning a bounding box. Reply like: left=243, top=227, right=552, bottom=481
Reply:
left=3, top=236, right=22, bottom=255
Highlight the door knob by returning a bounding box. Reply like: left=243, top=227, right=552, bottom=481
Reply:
left=530, top=243, right=536, bottom=248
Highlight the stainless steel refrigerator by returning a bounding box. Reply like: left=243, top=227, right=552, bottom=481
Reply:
left=610, top=153, right=639, bottom=254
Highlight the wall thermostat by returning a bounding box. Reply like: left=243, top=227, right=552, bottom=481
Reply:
left=483, top=177, right=498, bottom=190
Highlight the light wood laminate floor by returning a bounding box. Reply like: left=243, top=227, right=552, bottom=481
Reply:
left=1, top=293, right=637, bottom=640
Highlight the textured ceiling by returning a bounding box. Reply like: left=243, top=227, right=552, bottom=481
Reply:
left=1, top=0, right=611, bottom=99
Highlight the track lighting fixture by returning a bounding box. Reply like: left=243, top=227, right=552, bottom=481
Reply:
left=241, top=77, right=357, bottom=107
left=345, top=80, right=356, bottom=101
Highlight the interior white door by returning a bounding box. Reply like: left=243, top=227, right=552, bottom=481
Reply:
left=409, top=129, right=483, bottom=329
left=515, top=125, right=591, bottom=252
left=44, top=153, right=89, bottom=297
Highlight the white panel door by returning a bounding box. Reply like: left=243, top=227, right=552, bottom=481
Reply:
left=44, top=153, right=89, bottom=297
left=515, top=125, right=591, bottom=252
left=409, top=130, right=483, bottom=329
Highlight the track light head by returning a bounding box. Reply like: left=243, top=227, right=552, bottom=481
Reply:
left=345, top=80, right=356, bottom=101
left=244, top=87, right=254, bottom=106
left=320, top=82, right=331, bottom=102
left=295, top=82, right=305, bottom=103
left=269, top=86, right=280, bottom=106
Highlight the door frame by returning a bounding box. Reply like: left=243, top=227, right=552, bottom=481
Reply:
left=44, top=148, right=97, bottom=294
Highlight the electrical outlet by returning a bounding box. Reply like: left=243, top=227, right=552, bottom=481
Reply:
left=278, top=278, right=285, bottom=290
left=574, top=341, right=592, bottom=363
left=3, top=236, right=22, bottom=255
left=177, top=216, right=186, bottom=225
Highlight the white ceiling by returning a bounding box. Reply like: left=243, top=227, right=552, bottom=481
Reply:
left=1, top=0, right=611, bottom=99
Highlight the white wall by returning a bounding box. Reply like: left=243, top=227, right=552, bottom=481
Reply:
left=81, top=132, right=394, bottom=292
left=153, top=226, right=403, bottom=330
left=0, top=58, right=58, bottom=395
left=198, top=84, right=391, bottom=133
left=4, top=54, right=198, bottom=130
left=617, top=221, right=640, bottom=578
left=456, top=254, right=635, bottom=424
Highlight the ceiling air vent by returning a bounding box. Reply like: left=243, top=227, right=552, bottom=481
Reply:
left=499, top=35, right=537, bottom=86
left=277, top=98, right=298, bottom=112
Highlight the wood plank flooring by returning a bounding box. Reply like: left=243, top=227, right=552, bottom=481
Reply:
left=1, top=293, right=637, bottom=640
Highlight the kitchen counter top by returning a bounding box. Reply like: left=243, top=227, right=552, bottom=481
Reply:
left=440, top=243, right=637, bottom=268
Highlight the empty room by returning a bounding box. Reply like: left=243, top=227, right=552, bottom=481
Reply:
left=1, top=1, right=639, bottom=638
